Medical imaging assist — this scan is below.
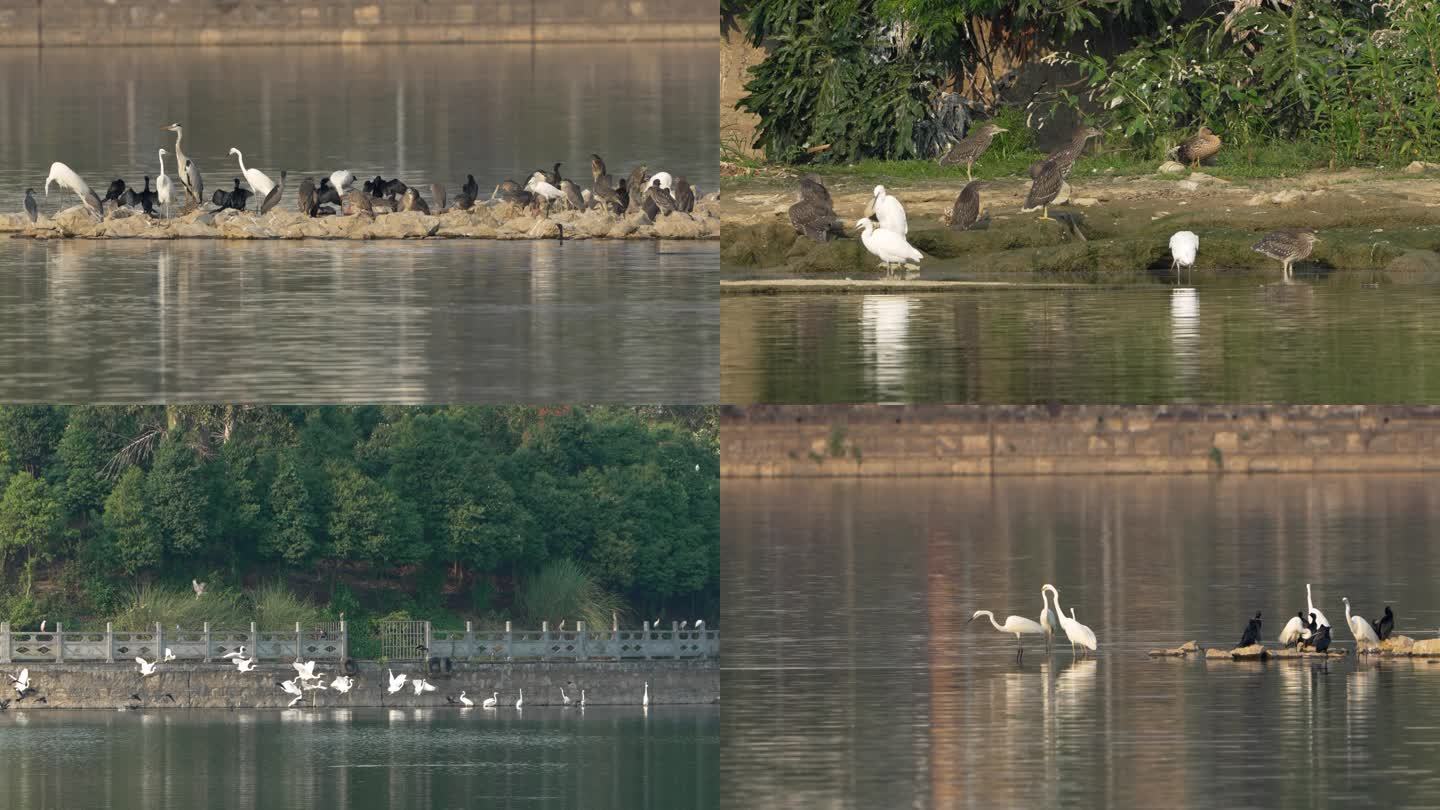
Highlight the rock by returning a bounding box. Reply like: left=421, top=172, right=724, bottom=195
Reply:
left=526, top=218, right=562, bottom=239
left=1072, top=198, right=1100, bottom=208
left=1412, top=638, right=1440, bottom=656
left=1158, top=161, right=1186, bottom=173
left=1246, top=194, right=1268, bottom=207
left=1404, top=160, right=1429, bottom=174
left=1053, top=182, right=1072, bottom=206
left=1270, top=189, right=1306, bottom=205
left=1149, top=640, right=1202, bottom=657
left=1204, top=648, right=1230, bottom=659
left=653, top=212, right=717, bottom=239
left=1380, top=635, right=1416, bottom=654
left=1178, top=181, right=1199, bottom=192
left=1179, top=640, right=1201, bottom=652
left=1188, top=172, right=1227, bottom=185
left=1231, top=644, right=1267, bottom=659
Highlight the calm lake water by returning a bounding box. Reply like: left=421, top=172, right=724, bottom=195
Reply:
left=721, top=282, right=1440, bottom=403
left=0, top=706, right=718, bottom=809
left=0, top=44, right=717, bottom=402
left=723, top=475, right=1440, bottom=809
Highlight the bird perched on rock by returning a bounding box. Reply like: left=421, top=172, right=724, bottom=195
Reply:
left=1372, top=606, right=1395, bottom=641
left=347, top=189, right=374, bottom=217
left=260, top=171, right=287, bottom=215
left=103, top=178, right=127, bottom=204
left=646, top=178, right=676, bottom=216
left=592, top=175, right=623, bottom=215
left=938, top=122, right=1007, bottom=181
left=626, top=165, right=649, bottom=212
left=947, top=180, right=985, bottom=231
left=400, top=187, right=430, bottom=214
left=23, top=189, right=38, bottom=224
left=297, top=178, right=318, bottom=217
left=560, top=179, right=586, bottom=211
left=788, top=174, right=845, bottom=243
left=1238, top=612, right=1262, bottom=647
left=1252, top=227, right=1317, bottom=281
left=673, top=177, right=695, bottom=213
left=1173, top=126, right=1222, bottom=170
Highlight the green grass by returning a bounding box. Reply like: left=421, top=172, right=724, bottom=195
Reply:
left=106, top=582, right=323, bottom=631
left=517, top=559, right=627, bottom=632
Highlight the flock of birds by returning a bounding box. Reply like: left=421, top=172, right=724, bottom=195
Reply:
left=788, top=122, right=1319, bottom=281
left=2, top=644, right=655, bottom=711
left=23, top=122, right=700, bottom=226
left=970, top=581, right=1402, bottom=661
left=969, top=584, right=1099, bottom=661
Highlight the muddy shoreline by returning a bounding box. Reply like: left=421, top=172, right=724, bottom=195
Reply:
left=721, top=169, right=1440, bottom=278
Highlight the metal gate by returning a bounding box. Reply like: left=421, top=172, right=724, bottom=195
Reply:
left=379, top=620, right=429, bottom=662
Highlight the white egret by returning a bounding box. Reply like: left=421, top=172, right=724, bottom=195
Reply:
left=303, top=677, right=328, bottom=691
left=293, top=660, right=317, bottom=681
left=969, top=609, right=1046, bottom=660
left=864, top=185, right=908, bottom=235
left=228, top=148, right=275, bottom=197
left=329, top=170, right=355, bottom=196
left=8, top=668, right=30, bottom=695
left=287, top=694, right=305, bottom=708
left=330, top=675, right=354, bottom=694
left=458, top=691, right=473, bottom=707
left=696, top=620, right=705, bottom=631
left=163, top=648, right=175, bottom=663
left=580, top=689, right=586, bottom=707
left=412, top=678, right=436, bottom=696
left=1306, top=584, right=1332, bottom=628
left=1043, top=584, right=1099, bottom=657
left=1344, top=597, right=1381, bottom=651
left=1279, top=611, right=1312, bottom=648
left=1039, top=587, right=1058, bottom=651
left=278, top=678, right=303, bottom=698
left=156, top=149, right=173, bottom=219
left=386, top=669, right=408, bottom=694
left=221, top=646, right=247, bottom=660
left=560, top=686, right=571, bottom=706
left=1170, top=231, right=1198, bottom=280
left=642, top=682, right=649, bottom=707
left=234, top=657, right=257, bottom=673
left=136, top=657, right=158, bottom=677
left=481, top=692, right=498, bottom=709
left=515, top=688, right=524, bottom=709
left=855, top=219, right=923, bottom=271
left=44, top=162, right=103, bottom=221
left=526, top=172, right=563, bottom=201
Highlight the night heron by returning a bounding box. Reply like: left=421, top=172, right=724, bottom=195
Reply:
left=297, top=178, right=318, bottom=217
left=863, top=185, right=908, bottom=235
left=674, top=177, right=695, bottom=212
left=593, top=175, right=623, bottom=214
left=46, top=163, right=104, bottom=221
left=1252, top=227, right=1317, bottom=281
left=400, top=187, right=430, bottom=214
left=590, top=154, right=607, bottom=185
left=561, top=179, right=586, bottom=210
left=948, top=180, right=985, bottom=231
left=227, top=147, right=275, bottom=197
left=23, top=189, right=37, bottom=224
left=1028, top=125, right=1103, bottom=180
left=347, top=189, right=374, bottom=217
left=646, top=178, right=677, bottom=215
left=626, top=165, right=649, bottom=212
left=162, top=123, right=203, bottom=205
left=1022, top=159, right=1065, bottom=220
left=260, top=170, right=286, bottom=214
left=788, top=174, right=844, bottom=242
left=938, top=122, right=1007, bottom=181
left=156, top=150, right=173, bottom=218
left=1174, top=126, right=1222, bottom=169
left=855, top=218, right=923, bottom=270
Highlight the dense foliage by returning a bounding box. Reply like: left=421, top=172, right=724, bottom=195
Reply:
left=0, top=406, right=718, bottom=629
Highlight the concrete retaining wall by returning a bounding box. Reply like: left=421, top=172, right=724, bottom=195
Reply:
left=4, top=660, right=717, bottom=709
left=0, top=0, right=713, bottom=47
left=721, top=405, right=1440, bottom=477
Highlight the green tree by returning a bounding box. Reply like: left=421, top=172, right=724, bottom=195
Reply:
left=262, top=452, right=318, bottom=565
left=102, top=467, right=161, bottom=575
left=326, top=464, right=424, bottom=565
left=54, top=406, right=127, bottom=518
left=145, top=436, right=212, bottom=557
left=0, top=471, right=63, bottom=580
left=0, top=405, right=67, bottom=476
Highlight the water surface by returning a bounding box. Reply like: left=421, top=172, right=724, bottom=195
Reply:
left=721, top=282, right=1440, bottom=403
left=0, top=706, right=718, bottom=809
left=723, top=475, right=1440, bottom=809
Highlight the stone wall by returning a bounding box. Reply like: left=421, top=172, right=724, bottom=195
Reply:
left=722, top=405, right=1440, bottom=477
left=5, top=659, right=718, bottom=709
left=0, top=0, right=713, bottom=47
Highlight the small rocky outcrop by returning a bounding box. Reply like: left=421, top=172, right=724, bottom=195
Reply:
left=1149, top=640, right=1202, bottom=657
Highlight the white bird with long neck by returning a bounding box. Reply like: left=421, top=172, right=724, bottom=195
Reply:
left=228, top=148, right=275, bottom=197
left=44, top=162, right=104, bottom=221
left=1306, top=584, right=1331, bottom=628
left=1343, top=597, right=1381, bottom=651
left=412, top=678, right=436, bottom=696
left=580, top=689, right=586, bottom=707
left=515, top=688, right=524, bottom=709
left=386, top=669, right=407, bottom=694
left=1278, top=612, right=1312, bottom=647
left=526, top=172, right=563, bottom=201
left=560, top=686, right=571, bottom=705
left=642, top=682, right=649, bottom=707
left=156, top=149, right=173, bottom=219
left=329, top=170, right=355, bottom=197
left=969, top=609, right=1046, bottom=660
left=1039, top=587, right=1059, bottom=651
left=1170, top=231, right=1198, bottom=279
left=293, top=660, right=317, bottom=681
left=162, top=123, right=202, bottom=204
left=855, top=219, right=923, bottom=270
left=234, top=657, right=257, bottom=673
left=1043, top=584, right=1098, bottom=656
left=135, top=657, right=159, bottom=677
left=457, top=691, right=473, bottom=707
left=330, top=675, right=354, bottom=693
left=481, top=692, right=498, bottom=709
left=9, top=668, right=29, bottom=695
left=863, top=185, right=908, bottom=235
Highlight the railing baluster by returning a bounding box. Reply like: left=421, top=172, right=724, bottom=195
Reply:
left=106, top=622, right=114, bottom=663
left=55, top=622, right=63, bottom=663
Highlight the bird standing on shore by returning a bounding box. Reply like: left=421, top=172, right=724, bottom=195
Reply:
left=1023, top=159, right=1065, bottom=221
left=788, top=175, right=844, bottom=243
left=1170, top=231, right=1199, bottom=281
left=23, top=189, right=37, bottom=224
left=863, top=185, right=907, bottom=235
left=1028, top=126, right=1102, bottom=180
left=260, top=171, right=287, bottom=214
left=855, top=219, right=923, bottom=271
left=938, top=122, right=1007, bottom=181
left=947, top=180, right=985, bottom=231
left=1252, top=228, right=1318, bottom=282
left=1174, top=126, right=1222, bottom=170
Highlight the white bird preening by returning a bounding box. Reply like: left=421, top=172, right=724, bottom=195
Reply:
left=864, top=185, right=908, bottom=235
left=481, top=692, right=498, bottom=709
left=228, top=148, right=275, bottom=197
left=44, top=162, right=104, bottom=222
left=650, top=171, right=674, bottom=191
left=515, top=687, right=524, bottom=709
left=1278, top=613, right=1312, bottom=648
left=136, top=657, right=158, bottom=677
left=1039, top=587, right=1059, bottom=652
left=412, top=678, right=436, bottom=696
left=330, top=675, right=354, bottom=694
left=157, top=150, right=173, bottom=220
left=1170, top=230, right=1198, bottom=282
left=969, top=608, right=1046, bottom=661
left=234, top=657, right=257, bottom=673
left=329, top=170, right=355, bottom=196
left=1344, top=597, right=1381, bottom=651
left=386, top=669, right=408, bottom=694
left=458, top=691, right=473, bottom=707
left=1043, top=584, right=1098, bottom=657
left=855, top=219, right=923, bottom=271
left=1306, top=583, right=1332, bottom=628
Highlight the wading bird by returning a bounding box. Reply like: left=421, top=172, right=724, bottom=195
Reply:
left=1023, top=159, right=1065, bottom=222
left=1170, top=231, right=1198, bottom=281
left=386, top=669, right=407, bottom=694
left=482, top=692, right=498, bottom=709
left=1305, top=583, right=1331, bottom=628
left=8, top=668, right=30, bottom=696
left=1253, top=228, right=1318, bottom=282
left=1040, top=587, right=1058, bottom=651
left=162, top=123, right=202, bottom=204
left=228, top=148, right=275, bottom=198
left=788, top=175, right=844, bottom=243
left=864, top=185, right=907, bottom=235
left=1279, top=611, right=1312, bottom=648
left=23, top=189, right=37, bottom=224
left=580, top=689, right=587, bottom=707
left=1238, top=612, right=1263, bottom=647
left=457, top=691, right=473, bottom=707
left=234, top=657, right=257, bottom=673
left=969, top=608, right=1046, bottom=661
left=560, top=686, right=571, bottom=706
left=221, top=646, right=247, bottom=660
left=855, top=219, right=923, bottom=272
left=515, top=688, right=524, bottom=709
left=412, top=678, right=436, bottom=696
left=1044, top=584, right=1099, bottom=657
left=1344, top=597, right=1381, bottom=651
left=642, top=682, right=649, bottom=707
left=938, top=122, right=1007, bottom=181
left=157, top=150, right=173, bottom=219
left=330, top=675, right=354, bottom=694
left=293, top=660, right=317, bottom=681
left=45, top=162, right=104, bottom=221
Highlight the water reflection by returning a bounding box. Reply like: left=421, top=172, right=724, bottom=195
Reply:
left=723, top=474, right=1440, bottom=808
